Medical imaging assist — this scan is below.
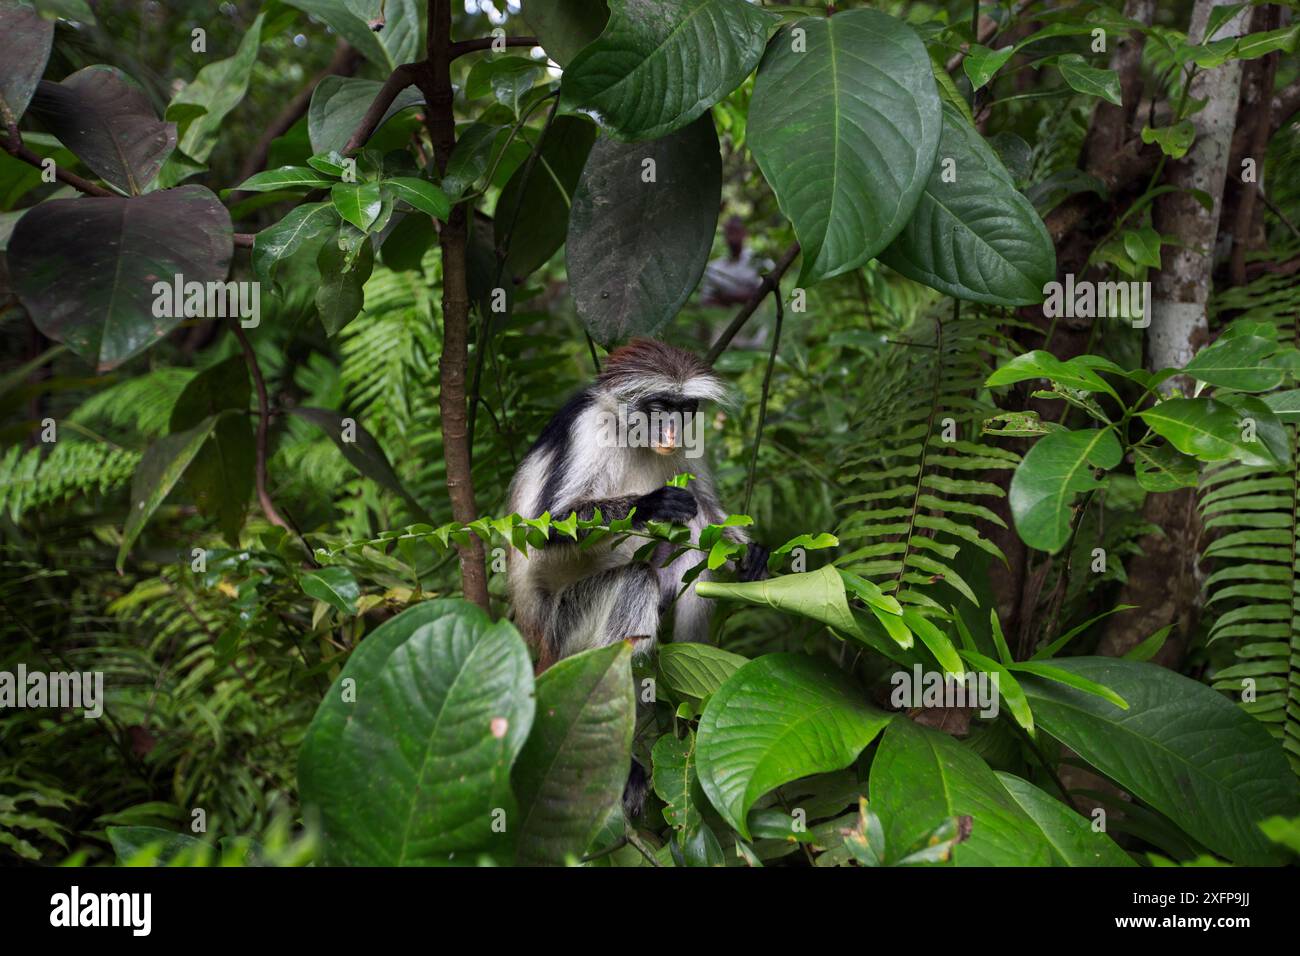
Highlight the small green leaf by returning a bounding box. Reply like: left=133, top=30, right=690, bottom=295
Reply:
left=1141, top=120, right=1195, bottom=158
left=384, top=176, right=451, bottom=220
left=963, top=43, right=1014, bottom=91
left=1009, top=427, right=1122, bottom=552
left=301, top=566, right=360, bottom=615
left=236, top=165, right=336, bottom=192
left=331, top=181, right=384, bottom=231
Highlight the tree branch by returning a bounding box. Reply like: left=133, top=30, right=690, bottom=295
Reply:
left=449, top=36, right=539, bottom=59
left=343, top=61, right=421, bottom=155
left=705, top=243, right=799, bottom=366
left=1, top=122, right=113, bottom=197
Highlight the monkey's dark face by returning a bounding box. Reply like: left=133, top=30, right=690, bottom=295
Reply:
left=638, top=393, right=699, bottom=455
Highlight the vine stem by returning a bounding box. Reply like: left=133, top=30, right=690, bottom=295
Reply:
left=705, top=243, right=800, bottom=365
left=1, top=119, right=113, bottom=197
left=743, top=289, right=783, bottom=515
left=229, top=319, right=313, bottom=562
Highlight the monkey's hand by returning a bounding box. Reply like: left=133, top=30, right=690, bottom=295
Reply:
left=738, top=543, right=770, bottom=582
left=632, top=487, right=698, bottom=525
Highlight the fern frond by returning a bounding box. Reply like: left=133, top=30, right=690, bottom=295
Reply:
left=833, top=308, right=1019, bottom=610
left=1201, top=428, right=1300, bottom=776
left=0, top=440, right=139, bottom=521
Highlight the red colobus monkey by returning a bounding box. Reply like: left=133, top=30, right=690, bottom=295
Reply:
left=507, top=339, right=768, bottom=672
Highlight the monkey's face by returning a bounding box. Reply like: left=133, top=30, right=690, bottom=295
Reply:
left=642, top=395, right=699, bottom=455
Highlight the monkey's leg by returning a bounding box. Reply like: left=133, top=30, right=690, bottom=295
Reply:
left=547, top=564, right=662, bottom=662
left=548, top=564, right=660, bottom=820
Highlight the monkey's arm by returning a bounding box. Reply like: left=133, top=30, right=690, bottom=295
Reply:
left=559, top=486, right=698, bottom=527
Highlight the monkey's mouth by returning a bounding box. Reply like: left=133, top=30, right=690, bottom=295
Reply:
left=650, top=443, right=677, bottom=456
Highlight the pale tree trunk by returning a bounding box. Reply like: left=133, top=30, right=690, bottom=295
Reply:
left=1100, top=0, right=1251, bottom=659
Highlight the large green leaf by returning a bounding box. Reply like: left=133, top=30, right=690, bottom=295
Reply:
left=994, top=773, right=1135, bottom=866
left=523, top=0, right=609, bottom=66
left=880, top=103, right=1054, bottom=305
left=868, top=717, right=1053, bottom=865
left=986, top=349, right=1120, bottom=397
left=0, top=2, right=54, bottom=122
left=695, top=652, right=891, bottom=838
left=315, top=234, right=374, bottom=335
left=282, top=0, right=421, bottom=71
left=251, top=201, right=339, bottom=289
left=1009, top=426, right=1121, bottom=552
left=1139, top=397, right=1281, bottom=468
left=512, top=641, right=636, bottom=865
left=157, top=12, right=264, bottom=186
left=298, top=601, right=534, bottom=865
left=307, top=75, right=423, bottom=155
left=695, top=564, right=860, bottom=637
left=1182, top=334, right=1286, bottom=392
left=566, top=113, right=720, bottom=343
left=652, top=730, right=704, bottom=834
left=657, top=642, right=748, bottom=703
left=494, top=115, right=597, bottom=279
left=116, top=414, right=222, bottom=571
left=10, top=186, right=233, bottom=370
left=29, top=66, right=176, bottom=194
left=560, top=0, right=778, bottom=140
left=1020, top=657, right=1300, bottom=864
left=748, top=10, right=941, bottom=284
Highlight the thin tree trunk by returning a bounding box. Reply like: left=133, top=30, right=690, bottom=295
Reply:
left=1101, top=0, right=1251, bottom=659
left=420, top=0, right=490, bottom=611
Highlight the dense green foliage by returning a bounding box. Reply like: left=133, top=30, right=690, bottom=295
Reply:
left=3, top=0, right=1300, bottom=867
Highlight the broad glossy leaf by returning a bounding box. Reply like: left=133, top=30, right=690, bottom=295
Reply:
left=1133, top=443, right=1199, bottom=492
left=495, top=115, right=596, bottom=279
left=512, top=641, right=635, bottom=865
left=384, top=177, right=450, bottom=220
left=1260, top=388, right=1300, bottom=423
left=117, top=415, right=221, bottom=570
left=315, top=234, right=374, bottom=335
left=298, top=600, right=534, bottom=865
left=868, top=717, right=1053, bottom=865
left=1182, top=334, right=1284, bottom=392
left=995, top=773, right=1134, bottom=866
left=251, top=201, right=340, bottom=288
left=308, top=75, right=423, bottom=155
left=1020, top=657, right=1300, bottom=865
left=158, top=12, right=264, bottom=185
left=10, top=186, right=233, bottom=370
left=1009, top=427, right=1121, bottom=552
left=696, top=564, right=860, bottom=638
left=1138, top=397, right=1280, bottom=467
left=300, top=566, right=360, bottom=615
left=963, top=44, right=1014, bottom=90
left=561, top=0, right=778, bottom=140
left=283, top=0, right=421, bottom=71
left=652, top=730, right=703, bottom=834
left=749, top=10, right=941, bottom=284
left=235, top=165, right=336, bottom=192
left=696, top=652, right=891, bottom=838
left=331, top=181, right=384, bottom=230
left=986, top=350, right=1119, bottom=397
left=657, top=642, right=748, bottom=703
left=880, top=103, right=1055, bottom=306
left=0, top=2, right=53, bottom=121
left=523, top=0, right=609, bottom=66
left=1057, top=54, right=1122, bottom=105
left=29, top=66, right=176, bottom=193
left=567, top=113, right=720, bottom=343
